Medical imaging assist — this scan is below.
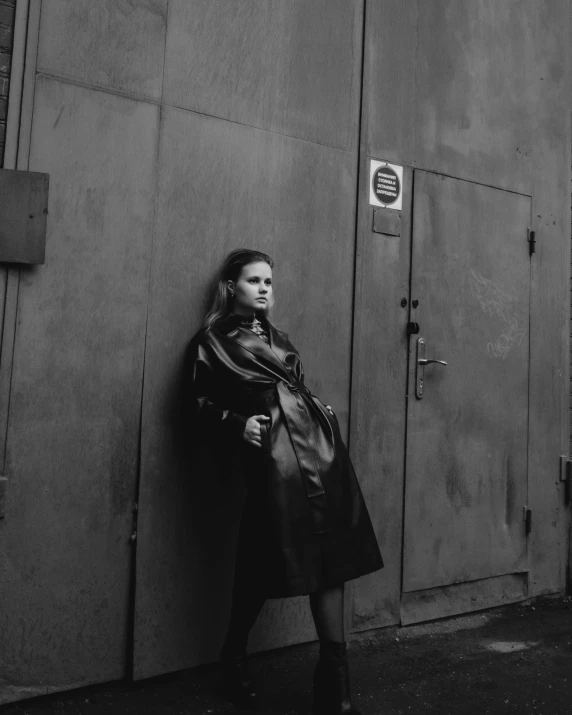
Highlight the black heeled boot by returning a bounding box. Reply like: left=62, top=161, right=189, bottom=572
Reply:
left=312, top=640, right=361, bottom=715
left=220, top=653, right=258, bottom=710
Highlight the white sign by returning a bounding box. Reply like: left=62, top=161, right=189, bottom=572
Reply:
left=369, top=160, right=403, bottom=210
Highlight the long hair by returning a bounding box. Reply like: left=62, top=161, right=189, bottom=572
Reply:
left=203, top=248, right=274, bottom=330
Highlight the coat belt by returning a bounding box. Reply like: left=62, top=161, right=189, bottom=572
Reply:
left=275, top=380, right=325, bottom=500
left=275, top=380, right=328, bottom=533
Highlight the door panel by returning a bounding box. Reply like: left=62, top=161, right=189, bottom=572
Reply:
left=401, top=573, right=527, bottom=625
left=364, top=0, right=417, bottom=164
left=0, top=76, right=157, bottom=703
left=37, top=0, right=168, bottom=101
left=133, top=106, right=358, bottom=679
left=403, top=171, right=530, bottom=593
left=349, top=166, right=413, bottom=632
left=163, top=0, right=362, bottom=151
left=415, top=0, right=536, bottom=194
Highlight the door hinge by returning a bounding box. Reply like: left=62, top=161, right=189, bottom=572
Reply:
left=523, top=506, right=532, bottom=535
left=528, top=228, right=536, bottom=256
left=560, top=456, right=572, bottom=505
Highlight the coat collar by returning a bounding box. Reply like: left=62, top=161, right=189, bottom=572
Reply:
left=215, top=314, right=290, bottom=379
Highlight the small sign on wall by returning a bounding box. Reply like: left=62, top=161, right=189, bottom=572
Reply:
left=369, top=160, right=403, bottom=210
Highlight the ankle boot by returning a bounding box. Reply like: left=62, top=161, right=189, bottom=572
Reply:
left=312, top=640, right=361, bottom=715
left=220, top=653, right=258, bottom=710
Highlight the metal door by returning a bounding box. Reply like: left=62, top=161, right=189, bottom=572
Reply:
left=401, top=171, right=531, bottom=620
left=0, top=74, right=157, bottom=704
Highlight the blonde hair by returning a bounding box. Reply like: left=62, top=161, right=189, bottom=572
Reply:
left=203, top=249, right=274, bottom=330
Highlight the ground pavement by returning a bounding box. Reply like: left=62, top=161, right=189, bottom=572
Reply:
left=2, top=596, right=572, bottom=715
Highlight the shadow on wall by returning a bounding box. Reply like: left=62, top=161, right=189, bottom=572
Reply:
left=153, top=277, right=244, bottom=664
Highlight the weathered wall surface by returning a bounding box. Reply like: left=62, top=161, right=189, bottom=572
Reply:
left=0, top=0, right=16, bottom=370
left=0, top=0, right=570, bottom=703
left=0, top=0, right=15, bottom=164
left=351, top=0, right=571, bottom=634
left=0, top=0, right=366, bottom=697
left=134, top=0, right=364, bottom=679
left=0, top=1, right=163, bottom=703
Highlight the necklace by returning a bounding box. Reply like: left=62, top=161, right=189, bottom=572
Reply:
left=240, top=314, right=269, bottom=344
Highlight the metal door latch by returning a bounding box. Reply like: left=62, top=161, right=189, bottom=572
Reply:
left=415, top=338, right=448, bottom=399
left=528, top=228, right=536, bottom=256
left=523, top=507, right=532, bottom=535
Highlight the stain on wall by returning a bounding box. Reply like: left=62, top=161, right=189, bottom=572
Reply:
left=0, top=0, right=16, bottom=165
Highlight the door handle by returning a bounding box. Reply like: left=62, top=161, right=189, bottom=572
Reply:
left=415, top=338, right=447, bottom=399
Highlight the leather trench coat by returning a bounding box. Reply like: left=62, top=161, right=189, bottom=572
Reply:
left=188, top=313, right=383, bottom=597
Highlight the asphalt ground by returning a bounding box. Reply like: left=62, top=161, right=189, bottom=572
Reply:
left=2, top=595, right=572, bottom=715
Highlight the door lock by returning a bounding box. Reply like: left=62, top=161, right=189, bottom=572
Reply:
left=415, top=338, right=447, bottom=399
left=407, top=321, right=420, bottom=336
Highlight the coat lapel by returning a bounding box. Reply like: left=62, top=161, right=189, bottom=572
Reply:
left=267, top=322, right=292, bottom=365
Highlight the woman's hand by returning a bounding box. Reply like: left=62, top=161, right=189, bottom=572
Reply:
left=243, top=415, right=271, bottom=448
left=325, top=405, right=334, bottom=415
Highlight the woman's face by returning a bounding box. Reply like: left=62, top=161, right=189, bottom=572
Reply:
left=228, top=261, right=273, bottom=316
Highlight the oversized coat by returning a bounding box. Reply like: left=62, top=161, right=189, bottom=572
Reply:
left=188, top=313, right=383, bottom=598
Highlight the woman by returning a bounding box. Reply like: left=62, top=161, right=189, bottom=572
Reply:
left=187, top=249, right=383, bottom=714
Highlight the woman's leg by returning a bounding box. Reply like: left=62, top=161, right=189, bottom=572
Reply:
left=221, top=593, right=266, bottom=658
left=220, top=572, right=266, bottom=710
left=221, top=577, right=266, bottom=659
left=309, top=583, right=345, bottom=643
left=222, top=473, right=268, bottom=659
left=310, top=583, right=360, bottom=715
left=220, top=457, right=268, bottom=707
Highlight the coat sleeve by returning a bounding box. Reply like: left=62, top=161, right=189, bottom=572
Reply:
left=187, top=336, right=248, bottom=439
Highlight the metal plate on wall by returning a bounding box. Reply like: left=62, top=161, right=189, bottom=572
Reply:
left=0, top=75, right=158, bottom=704
left=0, top=168, right=49, bottom=264
left=133, top=104, right=358, bottom=680
left=163, top=0, right=362, bottom=151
